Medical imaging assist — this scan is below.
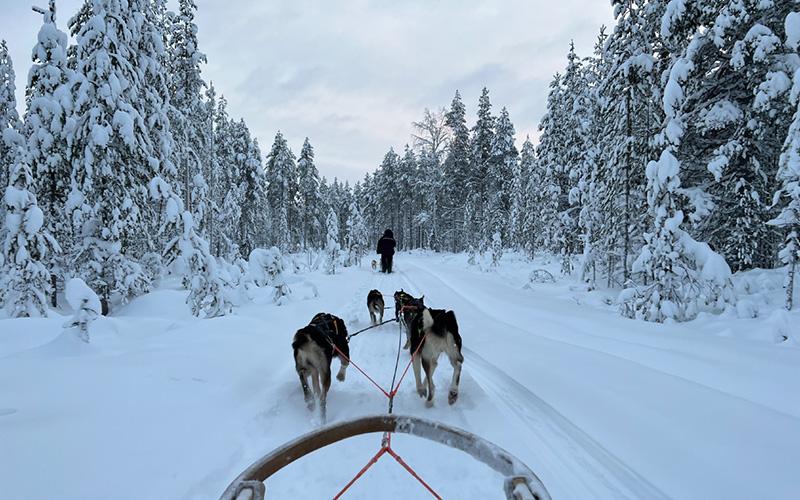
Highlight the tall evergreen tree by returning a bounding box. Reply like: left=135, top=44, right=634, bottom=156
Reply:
left=24, top=1, right=74, bottom=306
left=468, top=87, right=495, bottom=248
left=442, top=91, right=470, bottom=251
left=487, top=107, right=518, bottom=245
left=297, top=138, right=324, bottom=249
left=1, top=40, right=23, bottom=233
left=264, top=131, right=296, bottom=251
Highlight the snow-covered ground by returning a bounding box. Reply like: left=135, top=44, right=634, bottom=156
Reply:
left=1, top=252, right=799, bottom=499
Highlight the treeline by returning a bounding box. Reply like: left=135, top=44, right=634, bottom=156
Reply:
left=356, top=0, right=800, bottom=320
left=0, top=0, right=371, bottom=318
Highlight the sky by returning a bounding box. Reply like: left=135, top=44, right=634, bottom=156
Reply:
left=1, top=0, right=615, bottom=183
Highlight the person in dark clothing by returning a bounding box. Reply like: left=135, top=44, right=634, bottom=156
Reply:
left=376, top=229, right=396, bottom=273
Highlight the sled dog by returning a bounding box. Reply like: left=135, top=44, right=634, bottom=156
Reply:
left=394, top=290, right=424, bottom=349
left=408, top=306, right=463, bottom=407
left=371, top=259, right=378, bottom=271
left=292, top=313, right=350, bottom=421
left=367, top=289, right=384, bottom=325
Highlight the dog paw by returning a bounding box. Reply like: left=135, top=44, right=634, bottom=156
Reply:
left=448, top=390, right=458, bottom=405
left=417, top=386, right=427, bottom=398
left=336, top=373, right=345, bottom=382
left=306, top=400, right=316, bottom=411
left=425, top=399, right=434, bottom=408
left=403, top=341, right=410, bottom=350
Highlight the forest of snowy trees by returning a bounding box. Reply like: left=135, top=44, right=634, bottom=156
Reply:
left=1, top=0, right=799, bottom=323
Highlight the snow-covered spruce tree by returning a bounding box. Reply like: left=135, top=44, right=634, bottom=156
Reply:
left=68, top=0, right=155, bottom=311
left=150, top=176, right=232, bottom=318
left=555, top=42, right=593, bottom=275
left=0, top=40, right=24, bottom=235
left=324, top=208, right=340, bottom=274
left=596, top=0, right=662, bottom=287
left=265, top=131, right=296, bottom=251
left=212, top=97, right=242, bottom=258
left=198, top=83, right=218, bottom=243
left=517, top=138, right=540, bottom=257
left=671, top=0, right=794, bottom=272
left=346, top=198, right=368, bottom=266
left=415, top=148, right=444, bottom=250
left=375, top=148, right=400, bottom=236
left=167, top=0, right=208, bottom=220
left=770, top=11, right=800, bottom=310
left=2, top=146, right=59, bottom=317
left=442, top=91, right=470, bottom=252
left=397, top=145, right=417, bottom=248
left=297, top=138, right=324, bottom=250
left=469, top=87, right=495, bottom=249
left=535, top=73, right=566, bottom=258
left=24, top=1, right=74, bottom=307
left=487, top=107, right=518, bottom=244
left=237, top=128, right=269, bottom=257
left=622, top=27, right=734, bottom=322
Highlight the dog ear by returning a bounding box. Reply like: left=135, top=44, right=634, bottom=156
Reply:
left=420, top=295, right=425, bottom=301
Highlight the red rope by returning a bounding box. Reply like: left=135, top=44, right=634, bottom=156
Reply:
left=333, top=432, right=442, bottom=500
left=328, top=305, right=441, bottom=499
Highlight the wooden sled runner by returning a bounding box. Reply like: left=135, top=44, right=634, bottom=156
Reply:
left=220, top=414, right=551, bottom=500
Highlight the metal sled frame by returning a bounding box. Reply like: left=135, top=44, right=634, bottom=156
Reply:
left=219, top=414, right=551, bottom=500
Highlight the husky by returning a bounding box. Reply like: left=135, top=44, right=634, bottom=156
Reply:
left=408, top=306, right=463, bottom=407
left=371, top=259, right=378, bottom=271
left=394, top=290, right=424, bottom=350
left=291, top=313, right=350, bottom=421
left=367, top=289, right=385, bottom=325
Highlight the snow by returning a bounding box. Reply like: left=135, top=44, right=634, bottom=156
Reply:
left=787, top=12, right=800, bottom=50
left=1, top=252, right=798, bottom=500
left=64, top=277, right=101, bottom=314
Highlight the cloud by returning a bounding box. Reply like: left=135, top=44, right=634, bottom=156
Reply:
left=2, top=0, right=614, bottom=182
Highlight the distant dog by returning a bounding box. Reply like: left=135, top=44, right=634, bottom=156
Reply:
left=371, top=260, right=378, bottom=271
left=394, top=290, right=424, bottom=350
left=407, top=305, right=463, bottom=407
left=292, top=313, right=350, bottom=421
left=367, top=289, right=384, bottom=325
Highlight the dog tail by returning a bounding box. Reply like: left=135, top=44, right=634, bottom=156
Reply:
left=444, top=311, right=462, bottom=351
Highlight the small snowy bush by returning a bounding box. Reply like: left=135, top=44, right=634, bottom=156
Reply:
left=249, top=247, right=291, bottom=304
left=63, top=278, right=100, bottom=343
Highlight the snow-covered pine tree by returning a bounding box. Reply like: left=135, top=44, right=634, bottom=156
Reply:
left=167, top=0, right=208, bottom=219
left=675, top=0, right=793, bottom=272
left=397, top=145, right=417, bottom=249
left=375, top=148, right=400, bottom=237
left=0, top=40, right=24, bottom=235
left=487, top=107, right=518, bottom=245
left=212, top=97, right=242, bottom=258
left=596, top=0, right=661, bottom=287
left=63, top=277, right=100, bottom=342
left=2, top=145, right=59, bottom=317
left=324, top=207, right=340, bottom=274
left=265, top=130, right=296, bottom=251
left=535, top=73, right=566, bottom=257
left=68, top=0, right=155, bottom=311
left=468, top=87, right=495, bottom=249
left=442, top=91, right=470, bottom=252
left=769, top=10, right=800, bottom=310
left=517, top=138, right=540, bottom=257
left=345, top=198, right=368, bottom=266
left=24, top=1, right=74, bottom=306
left=237, top=127, right=269, bottom=257
left=297, top=138, right=324, bottom=250
left=622, top=11, right=734, bottom=322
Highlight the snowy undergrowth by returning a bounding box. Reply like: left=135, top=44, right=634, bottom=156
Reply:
left=456, top=248, right=799, bottom=346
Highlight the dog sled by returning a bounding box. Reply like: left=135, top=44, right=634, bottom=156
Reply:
left=219, top=414, right=551, bottom=500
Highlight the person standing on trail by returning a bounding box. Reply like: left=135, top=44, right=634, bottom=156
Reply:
left=376, top=229, right=396, bottom=273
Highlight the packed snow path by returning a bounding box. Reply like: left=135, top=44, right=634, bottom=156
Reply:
left=1, top=252, right=799, bottom=499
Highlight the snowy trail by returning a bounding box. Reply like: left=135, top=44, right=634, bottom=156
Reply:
left=399, top=255, right=800, bottom=500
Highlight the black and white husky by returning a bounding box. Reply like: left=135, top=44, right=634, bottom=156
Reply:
left=367, top=289, right=384, bottom=325
left=291, top=313, right=350, bottom=421
left=394, top=290, right=423, bottom=350
left=408, top=305, right=463, bottom=407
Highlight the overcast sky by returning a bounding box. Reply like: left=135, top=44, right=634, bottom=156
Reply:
left=2, top=0, right=614, bottom=182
